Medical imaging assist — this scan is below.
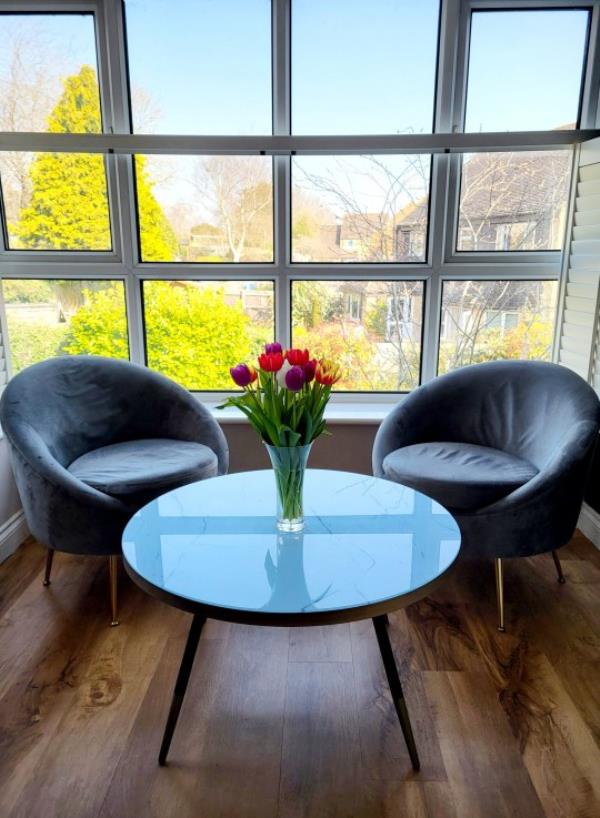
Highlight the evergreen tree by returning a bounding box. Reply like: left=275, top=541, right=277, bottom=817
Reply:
left=14, top=65, right=177, bottom=257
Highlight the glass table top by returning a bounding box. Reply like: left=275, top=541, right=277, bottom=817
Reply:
left=122, top=470, right=461, bottom=619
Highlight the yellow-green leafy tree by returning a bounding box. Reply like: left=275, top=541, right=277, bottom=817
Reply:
left=14, top=65, right=177, bottom=258
left=63, top=282, right=253, bottom=390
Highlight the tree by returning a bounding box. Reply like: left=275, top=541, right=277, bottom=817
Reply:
left=63, top=282, right=253, bottom=390
left=135, top=155, right=179, bottom=261
left=13, top=65, right=177, bottom=258
left=193, top=157, right=272, bottom=262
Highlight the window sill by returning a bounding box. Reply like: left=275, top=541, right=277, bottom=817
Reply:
left=207, top=401, right=395, bottom=425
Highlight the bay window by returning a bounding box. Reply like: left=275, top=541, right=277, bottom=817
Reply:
left=0, top=0, right=598, bottom=402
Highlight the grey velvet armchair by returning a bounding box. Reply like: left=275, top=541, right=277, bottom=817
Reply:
left=0, top=356, right=229, bottom=625
left=373, top=360, right=600, bottom=631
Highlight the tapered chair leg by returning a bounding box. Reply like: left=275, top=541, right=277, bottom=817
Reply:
left=551, top=550, right=566, bottom=584
left=495, top=558, right=505, bottom=633
left=109, top=555, right=119, bottom=627
left=42, top=548, right=54, bottom=587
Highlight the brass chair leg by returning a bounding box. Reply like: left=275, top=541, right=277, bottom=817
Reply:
left=495, top=558, right=505, bottom=633
left=551, top=550, right=566, bottom=584
left=43, top=548, right=54, bottom=586
left=109, top=555, right=119, bottom=627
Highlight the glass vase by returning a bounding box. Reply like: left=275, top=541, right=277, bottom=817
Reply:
left=265, top=443, right=312, bottom=532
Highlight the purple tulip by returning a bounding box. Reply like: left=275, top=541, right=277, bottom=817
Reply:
left=264, top=342, right=283, bottom=355
left=303, top=359, right=317, bottom=383
left=285, top=365, right=306, bottom=392
left=230, top=364, right=255, bottom=387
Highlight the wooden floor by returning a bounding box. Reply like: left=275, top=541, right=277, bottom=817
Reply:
left=0, top=534, right=599, bottom=818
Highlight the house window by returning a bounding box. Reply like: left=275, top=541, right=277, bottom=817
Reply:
left=0, top=1, right=595, bottom=396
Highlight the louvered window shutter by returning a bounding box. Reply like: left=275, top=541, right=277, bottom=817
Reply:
left=557, top=137, right=600, bottom=386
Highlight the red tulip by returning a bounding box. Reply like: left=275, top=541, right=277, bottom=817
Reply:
left=285, top=348, right=310, bottom=366
left=315, top=359, right=342, bottom=386
left=230, top=363, right=257, bottom=387
left=258, top=352, right=284, bottom=372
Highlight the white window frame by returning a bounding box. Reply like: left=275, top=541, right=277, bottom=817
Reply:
left=0, top=0, right=597, bottom=405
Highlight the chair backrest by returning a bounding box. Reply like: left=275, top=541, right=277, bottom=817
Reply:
left=401, top=360, right=600, bottom=469
left=0, top=355, right=198, bottom=466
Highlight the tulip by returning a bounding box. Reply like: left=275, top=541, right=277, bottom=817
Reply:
left=230, top=363, right=257, bottom=387
left=303, top=359, right=317, bottom=383
left=264, top=342, right=283, bottom=355
left=285, top=365, right=306, bottom=392
left=285, top=348, right=310, bottom=366
left=258, top=351, right=284, bottom=372
left=315, top=359, right=342, bottom=386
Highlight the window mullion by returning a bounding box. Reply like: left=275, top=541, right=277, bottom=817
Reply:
left=273, top=0, right=291, bottom=346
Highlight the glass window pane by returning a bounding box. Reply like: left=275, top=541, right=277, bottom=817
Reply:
left=0, top=14, right=102, bottom=133
left=125, top=0, right=272, bottom=135
left=292, top=156, right=430, bottom=263
left=291, top=280, right=423, bottom=391
left=456, top=152, right=571, bottom=253
left=438, top=280, right=558, bottom=374
left=2, top=280, right=128, bottom=373
left=465, top=10, right=588, bottom=132
left=292, top=0, right=439, bottom=135
left=135, top=155, right=273, bottom=262
left=0, top=152, right=112, bottom=251
left=143, top=280, right=274, bottom=390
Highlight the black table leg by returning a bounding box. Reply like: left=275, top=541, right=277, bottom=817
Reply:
left=159, top=613, right=206, bottom=766
left=372, top=614, right=420, bottom=771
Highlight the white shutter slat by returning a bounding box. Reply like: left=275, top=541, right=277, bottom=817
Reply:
left=573, top=224, right=600, bottom=241
left=558, top=148, right=600, bottom=384
left=578, top=179, right=600, bottom=196
left=570, top=239, right=600, bottom=255
left=569, top=268, right=599, bottom=285
left=574, top=208, right=600, bottom=227
left=561, top=333, right=587, bottom=354
left=562, top=321, right=593, bottom=342
left=565, top=295, right=596, bottom=314
left=563, top=308, right=595, bottom=328
left=559, top=350, right=589, bottom=376
left=580, top=163, right=600, bottom=182
left=567, top=281, right=597, bottom=299
left=575, top=193, right=600, bottom=211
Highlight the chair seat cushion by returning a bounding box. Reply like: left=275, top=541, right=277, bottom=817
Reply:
left=68, top=438, right=218, bottom=507
left=382, top=441, right=538, bottom=511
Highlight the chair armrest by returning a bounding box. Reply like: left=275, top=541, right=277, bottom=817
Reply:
left=470, top=420, right=598, bottom=517
left=7, top=422, right=128, bottom=514
left=372, top=397, right=425, bottom=476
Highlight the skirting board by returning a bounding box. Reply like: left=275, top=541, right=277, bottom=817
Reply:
left=0, top=509, right=29, bottom=564
left=578, top=502, right=600, bottom=550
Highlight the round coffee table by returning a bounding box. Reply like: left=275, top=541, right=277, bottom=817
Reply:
left=122, top=469, right=461, bottom=771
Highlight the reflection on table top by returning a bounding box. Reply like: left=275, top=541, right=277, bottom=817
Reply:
left=122, top=470, right=461, bottom=618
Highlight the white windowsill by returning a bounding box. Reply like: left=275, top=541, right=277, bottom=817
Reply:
left=207, top=401, right=395, bottom=425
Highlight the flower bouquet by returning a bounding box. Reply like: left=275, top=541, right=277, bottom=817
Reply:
left=219, top=343, right=341, bottom=531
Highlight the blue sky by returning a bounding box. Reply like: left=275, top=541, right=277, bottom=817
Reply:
left=0, top=3, right=589, bottom=135
left=123, top=1, right=588, bottom=135
left=0, top=2, right=590, bottom=219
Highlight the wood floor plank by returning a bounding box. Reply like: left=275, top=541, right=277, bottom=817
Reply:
left=289, top=623, right=352, bottom=663
left=424, top=670, right=547, bottom=818
left=101, top=621, right=289, bottom=818
left=278, top=660, right=361, bottom=818
left=1, top=533, right=599, bottom=818
left=350, top=618, right=447, bottom=781
left=0, top=537, right=46, bottom=618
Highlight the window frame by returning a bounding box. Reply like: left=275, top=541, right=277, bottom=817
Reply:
left=0, top=0, right=597, bottom=403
